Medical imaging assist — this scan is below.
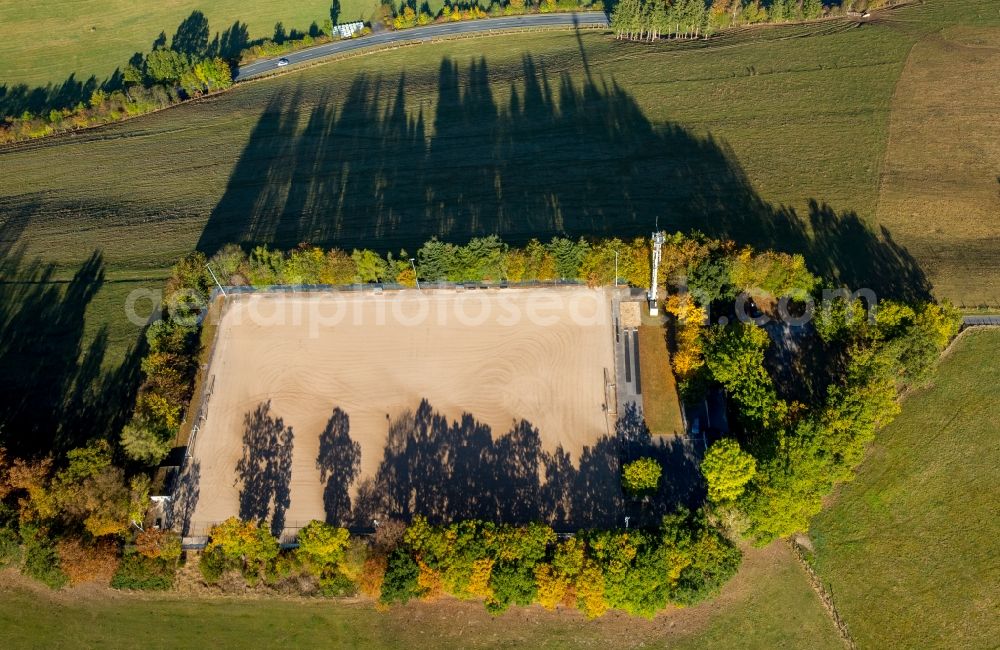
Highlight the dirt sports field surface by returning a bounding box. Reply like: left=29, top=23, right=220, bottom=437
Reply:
left=181, top=286, right=618, bottom=536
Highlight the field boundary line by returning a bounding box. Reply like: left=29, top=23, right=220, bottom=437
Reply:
left=871, top=20, right=933, bottom=239
left=788, top=538, right=857, bottom=650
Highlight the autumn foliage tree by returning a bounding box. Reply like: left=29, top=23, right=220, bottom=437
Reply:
left=297, top=520, right=350, bottom=567
left=621, top=457, right=663, bottom=496
left=700, top=439, right=756, bottom=506
left=56, top=537, right=120, bottom=585
left=135, top=528, right=182, bottom=561
left=203, top=517, right=279, bottom=580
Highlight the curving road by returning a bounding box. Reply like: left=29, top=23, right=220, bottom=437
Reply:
left=234, top=12, right=609, bottom=81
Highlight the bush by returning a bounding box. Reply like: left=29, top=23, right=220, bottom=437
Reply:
left=319, top=569, right=357, bottom=597
left=622, top=457, right=662, bottom=496
left=111, top=552, right=176, bottom=590
left=56, top=537, right=120, bottom=585
left=206, top=517, right=279, bottom=577
left=136, top=528, right=182, bottom=561
left=265, top=550, right=304, bottom=585
left=0, top=527, right=21, bottom=567
left=379, top=548, right=420, bottom=604
left=21, top=527, right=68, bottom=589
left=297, top=520, right=350, bottom=574
left=198, top=546, right=228, bottom=584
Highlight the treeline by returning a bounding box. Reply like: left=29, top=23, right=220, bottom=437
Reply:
left=0, top=11, right=233, bottom=144
left=197, top=512, right=738, bottom=617
left=384, top=0, right=595, bottom=31
left=119, top=255, right=209, bottom=466
left=660, top=237, right=963, bottom=543
left=611, top=0, right=890, bottom=42
left=186, top=236, right=653, bottom=290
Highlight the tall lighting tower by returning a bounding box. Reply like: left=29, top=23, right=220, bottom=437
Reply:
left=649, top=230, right=665, bottom=316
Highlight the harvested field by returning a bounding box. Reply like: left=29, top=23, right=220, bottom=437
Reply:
left=180, top=286, right=620, bottom=536
left=875, top=25, right=1000, bottom=306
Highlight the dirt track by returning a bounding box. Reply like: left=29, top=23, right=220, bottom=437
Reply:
left=182, top=286, right=616, bottom=534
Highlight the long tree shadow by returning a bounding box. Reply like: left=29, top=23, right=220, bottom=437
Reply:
left=0, top=73, right=106, bottom=121
left=0, top=246, right=144, bottom=457
left=346, top=398, right=696, bottom=531
left=236, top=401, right=294, bottom=536
left=197, top=52, right=931, bottom=302
left=317, top=407, right=361, bottom=526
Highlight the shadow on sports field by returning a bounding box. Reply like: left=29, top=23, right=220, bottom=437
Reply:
left=236, top=401, right=294, bottom=536
left=312, top=399, right=704, bottom=532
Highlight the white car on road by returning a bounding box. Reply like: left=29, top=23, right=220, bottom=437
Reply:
left=277, top=58, right=289, bottom=67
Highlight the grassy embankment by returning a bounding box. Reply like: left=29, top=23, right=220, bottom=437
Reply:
left=0, top=542, right=841, bottom=649
left=808, top=328, right=1000, bottom=648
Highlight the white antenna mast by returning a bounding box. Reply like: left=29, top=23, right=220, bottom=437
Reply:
left=649, top=226, right=665, bottom=316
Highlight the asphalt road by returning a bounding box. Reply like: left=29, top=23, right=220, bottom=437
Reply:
left=234, top=12, right=609, bottom=81
left=963, top=315, right=1000, bottom=326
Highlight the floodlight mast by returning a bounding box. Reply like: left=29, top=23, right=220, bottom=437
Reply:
left=207, top=264, right=227, bottom=297
left=649, top=230, right=665, bottom=316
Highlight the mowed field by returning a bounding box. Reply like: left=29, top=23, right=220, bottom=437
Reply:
left=0, top=0, right=381, bottom=87
left=183, top=287, right=618, bottom=534
left=7, top=1, right=1000, bottom=379
left=809, top=329, right=1000, bottom=648
left=875, top=24, right=1000, bottom=306
left=0, top=541, right=842, bottom=649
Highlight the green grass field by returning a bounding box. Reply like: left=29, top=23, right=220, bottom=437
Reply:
left=0, top=0, right=382, bottom=88
left=0, top=542, right=841, bottom=649
left=809, top=329, right=1000, bottom=648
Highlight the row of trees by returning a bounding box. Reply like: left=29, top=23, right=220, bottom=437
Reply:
left=386, top=512, right=739, bottom=617
left=119, top=256, right=209, bottom=466
left=611, top=0, right=828, bottom=41
left=196, top=512, right=739, bottom=618
left=195, top=236, right=653, bottom=289
left=384, top=0, right=594, bottom=31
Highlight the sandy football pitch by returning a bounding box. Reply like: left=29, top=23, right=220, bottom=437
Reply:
left=179, top=286, right=618, bottom=536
